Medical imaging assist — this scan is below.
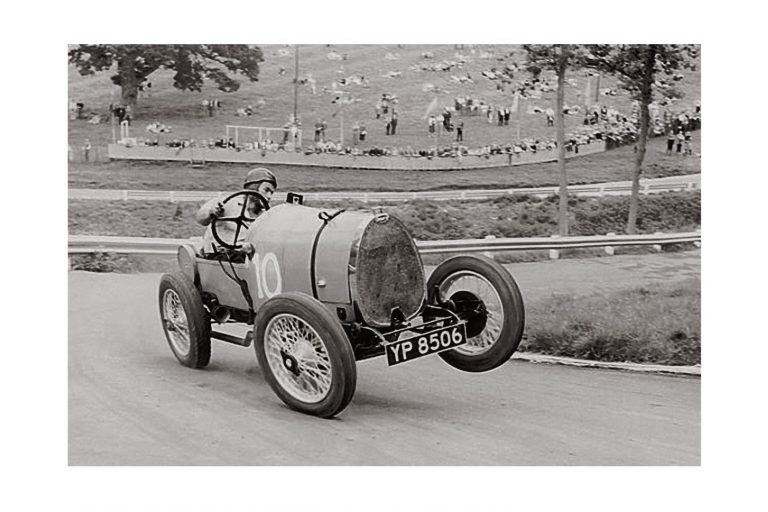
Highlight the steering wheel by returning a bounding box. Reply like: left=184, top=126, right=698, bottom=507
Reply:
left=211, top=190, right=270, bottom=250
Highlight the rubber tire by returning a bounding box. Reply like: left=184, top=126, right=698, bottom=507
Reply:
left=254, top=292, right=357, bottom=418
left=158, top=271, right=211, bottom=369
left=427, top=255, right=525, bottom=373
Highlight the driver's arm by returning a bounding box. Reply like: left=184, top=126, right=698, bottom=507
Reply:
left=196, top=198, right=223, bottom=227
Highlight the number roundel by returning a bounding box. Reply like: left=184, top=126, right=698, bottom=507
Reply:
left=251, top=251, right=283, bottom=299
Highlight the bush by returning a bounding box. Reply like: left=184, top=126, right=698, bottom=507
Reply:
left=69, top=191, right=701, bottom=242
left=70, top=252, right=133, bottom=273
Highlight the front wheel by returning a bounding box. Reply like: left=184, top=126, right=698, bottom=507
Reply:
left=254, top=292, right=357, bottom=418
left=427, top=255, right=525, bottom=372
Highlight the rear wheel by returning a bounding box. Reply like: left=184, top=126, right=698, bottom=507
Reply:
left=158, top=272, right=211, bottom=369
left=254, top=292, right=356, bottom=418
left=428, top=255, right=524, bottom=372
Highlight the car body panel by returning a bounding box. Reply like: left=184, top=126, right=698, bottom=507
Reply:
left=194, top=201, right=426, bottom=326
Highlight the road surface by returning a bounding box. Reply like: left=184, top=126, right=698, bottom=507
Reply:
left=69, top=254, right=700, bottom=465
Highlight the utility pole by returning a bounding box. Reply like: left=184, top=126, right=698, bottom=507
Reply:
left=293, top=45, right=299, bottom=124
left=595, top=72, right=601, bottom=105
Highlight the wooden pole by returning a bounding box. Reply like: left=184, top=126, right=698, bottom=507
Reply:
left=293, top=45, right=300, bottom=124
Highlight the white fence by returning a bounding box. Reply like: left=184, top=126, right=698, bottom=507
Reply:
left=69, top=231, right=701, bottom=260
left=69, top=178, right=699, bottom=203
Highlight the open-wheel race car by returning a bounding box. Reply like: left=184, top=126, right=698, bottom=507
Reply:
left=158, top=189, right=525, bottom=418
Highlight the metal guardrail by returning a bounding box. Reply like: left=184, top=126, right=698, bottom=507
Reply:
left=68, top=177, right=699, bottom=203
left=68, top=232, right=701, bottom=257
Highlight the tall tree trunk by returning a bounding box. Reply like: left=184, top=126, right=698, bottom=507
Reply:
left=118, top=53, right=139, bottom=109
left=628, top=46, right=656, bottom=234
left=555, top=45, right=569, bottom=236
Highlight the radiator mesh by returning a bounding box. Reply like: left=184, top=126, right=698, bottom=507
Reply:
left=355, top=216, right=425, bottom=326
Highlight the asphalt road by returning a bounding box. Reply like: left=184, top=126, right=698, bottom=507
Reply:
left=69, top=258, right=700, bottom=465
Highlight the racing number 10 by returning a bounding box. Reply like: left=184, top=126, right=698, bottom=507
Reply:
left=251, top=252, right=283, bottom=299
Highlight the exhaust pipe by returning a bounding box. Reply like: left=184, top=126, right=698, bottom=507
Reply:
left=211, top=305, right=231, bottom=324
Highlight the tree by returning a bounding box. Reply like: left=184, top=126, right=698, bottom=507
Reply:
left=523, top=45, right=595, bottom=236
left=68, top=44, right=264, bottom=109
left=587, top=44, right=699, bottom=233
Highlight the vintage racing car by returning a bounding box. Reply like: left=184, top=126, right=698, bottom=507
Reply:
left=158, top=189, right=525, bottom=418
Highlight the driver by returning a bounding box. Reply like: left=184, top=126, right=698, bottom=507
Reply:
left=196, top=167, right=278, bottom=252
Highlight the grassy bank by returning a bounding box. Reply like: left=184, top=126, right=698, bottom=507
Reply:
left=69, top=190, right=701, bottom=240
left=68, top=44, right=700, bottom=153
left=520, top=278, right=700, bottom=365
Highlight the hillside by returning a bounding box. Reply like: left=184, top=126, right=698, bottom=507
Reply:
left=68, top=44, right=701, bottom=153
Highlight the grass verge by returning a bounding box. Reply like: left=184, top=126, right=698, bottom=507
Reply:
left=520, top=277, right=700, bottom=365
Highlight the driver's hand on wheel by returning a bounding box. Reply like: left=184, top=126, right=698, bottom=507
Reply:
left=210, top=202, right=224, bottom=219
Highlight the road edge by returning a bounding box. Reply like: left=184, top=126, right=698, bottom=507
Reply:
left=512, top=352, right=701, bottom=376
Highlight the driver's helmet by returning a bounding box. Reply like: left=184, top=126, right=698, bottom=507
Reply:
left=244, top=167, right=277, bottom=190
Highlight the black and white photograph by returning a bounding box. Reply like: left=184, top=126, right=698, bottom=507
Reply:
left=67, top=39, right=702, bottom=464
left=9, top=1, right=767, bottom=510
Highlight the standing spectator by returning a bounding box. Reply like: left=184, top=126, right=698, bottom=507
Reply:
left=666, top=130, right=675, bottom=155
left=428, top=115, right=436, bottom=135
left=497, top=108, right=504, bottom=126
left=314, top=119, right=322, bottom=142
left=443, top=109, right=452, bottom=132
left=352, top=123, right=360, bottom=145
left=375, top=99, right=382, bottom=119
left=207, top=100, right=215, bottom=117
left=320, top=119, right=328, bottom=141
left=124, top=105, right=132, bottom=126
left=76, top=102, right=85, bottom=120
left=289, top=123, right=300, bottom=148
left=390, top=112, right=398, bottom=135
left=456, top=120, right=464, bottom=142
left=114, top=104, right=126, bottom=123
left=486, top=106, right=494, bottom=124
left=282, top=123, right=290, bottom=144
left=546, top=108, right=555, bottom=127
left=359, top=123, right=367, bottom=142
left=684, top=130, right=693, bottom=156
left=676, top=130, right=684, bottom=153
left=82, top=139, right=92, bottom=162
left=504, top=107, right=510, bottom=126
left=386, top=119, right=391, bottom=136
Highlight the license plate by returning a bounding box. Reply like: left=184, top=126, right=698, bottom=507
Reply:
left=385, top=323, right=467, bottom=366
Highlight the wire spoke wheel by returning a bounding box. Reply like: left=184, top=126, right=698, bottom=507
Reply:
left=264, top=314, right=333, bottom=403
left=439, top=271, right=504, bottom=356
left=162, top=289, right=191, bottom=356
left=254, top=293, right=357, bottom=418
left=158, top=272, right=211, bottom=369
left=428, top=256, right=525, bottom=373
